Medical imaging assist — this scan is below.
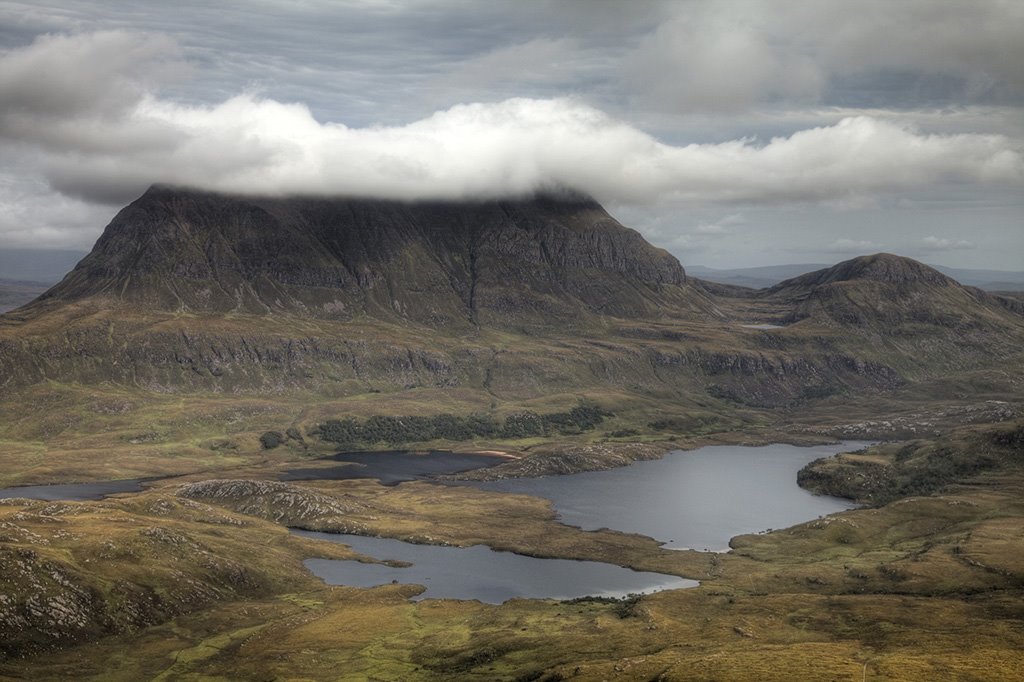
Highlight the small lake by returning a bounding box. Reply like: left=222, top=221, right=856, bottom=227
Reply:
left=0, top=478, right=147, bottom=501
left=282, top=450, right=503, bottom=486
left=470, top=441, right=869, bottom=551
left=0, top=452, right=500, bottom=502
left=297, top=441, right=865, bottom=601
left=295, top=530, right=696, bottom=603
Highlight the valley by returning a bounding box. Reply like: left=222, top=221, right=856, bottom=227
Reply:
left=0, top=188, right=1022, bottom=680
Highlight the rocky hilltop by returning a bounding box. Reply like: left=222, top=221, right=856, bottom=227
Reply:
left=33, top=186, right=701, bottom=328
left=762, top=253, right=1022, bottom=336
left=1, top=189, right=1021, bottom=407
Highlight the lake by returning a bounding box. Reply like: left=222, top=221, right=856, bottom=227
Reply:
left=0, top=451, right=502, bottom=501
left=299, top=441, right=867, bottom=601
left=0, top=478, right=147, bottom=501
left=282, top=450, right=504, bottom=485
left=295, top=530, right=696, bottom=603
left=470, top=441, right=870, bottom=551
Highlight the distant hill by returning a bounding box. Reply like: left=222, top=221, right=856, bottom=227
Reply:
left=930, top=266, right=1024, bottom=292
left=690, top=262, right=1024, bottom=292
left=688, top=264, right=829, bottom=290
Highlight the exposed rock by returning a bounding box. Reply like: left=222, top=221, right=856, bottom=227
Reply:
left=177, top=479, right=377, bottom=529
left=31, top=186, right=693, bottom=326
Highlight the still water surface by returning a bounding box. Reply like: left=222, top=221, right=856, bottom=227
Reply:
left=300, top=441, right=867, bottom=600
left=296, top=530, right=696, bottom=603
left=471, top=441, right=870, bottom=551
left=282, top=450, right=502, bottom=485
left=0, top=451, right=499, bottom=501
left=0, top=478, right=146, bottom=501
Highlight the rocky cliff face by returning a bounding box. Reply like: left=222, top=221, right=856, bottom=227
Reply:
left=35, top=186, right=697, bottom=328
left=2, top=195, right=1022, bottom=402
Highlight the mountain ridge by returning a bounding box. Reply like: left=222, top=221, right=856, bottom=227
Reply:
left=689, top=261, right=1024, bottom=292
left=1, top=188, right=1021, bottom=408
left=33, top=185, right=700, bottom=329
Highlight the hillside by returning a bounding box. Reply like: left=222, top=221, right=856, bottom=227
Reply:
left=1, top=190, right=1023, bottom=681
left=31, top=185, right=703, bottom=327
left=689, top=261, right=1024, bottom=292
left=0, top=190, right=1021, bottom=486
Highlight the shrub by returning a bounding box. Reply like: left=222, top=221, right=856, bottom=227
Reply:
left=259, top=431, right=285, bottom=449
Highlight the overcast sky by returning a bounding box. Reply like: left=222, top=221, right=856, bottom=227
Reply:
left=0, top=0, right=1021, bottom=269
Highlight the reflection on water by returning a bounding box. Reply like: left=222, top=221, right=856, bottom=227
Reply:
left=282, top=450, right=503, bottom=485
left=0, top=479, right=146, bottom=501
left=470, top=441, right=869, bottom=551
left=296, top=530, right=697, bottom=603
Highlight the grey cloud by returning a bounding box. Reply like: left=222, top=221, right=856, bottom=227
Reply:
left=0, top=30, right=182, bottom=121
left=1, top=30, right=1021, bottom=208
left=621, top=0, right=1024, bottom=114
left=0, top=159, right=115, bottom=249
left=1, top=4, right=1022, bottom=271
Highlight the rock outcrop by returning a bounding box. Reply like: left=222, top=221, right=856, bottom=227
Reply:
left=31, top=186, right=700, bottom=328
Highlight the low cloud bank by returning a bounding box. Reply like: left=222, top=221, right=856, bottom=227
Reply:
left=2, top=31, right=1022, bottom=207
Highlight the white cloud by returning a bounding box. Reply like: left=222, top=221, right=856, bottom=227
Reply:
left=826, top=238, right=885, bottom=253
left=0, top=31, right=1022, bottom=210
left=921, top=235, right=975, bottom=251
left=694, top=223, right=728, bottom=235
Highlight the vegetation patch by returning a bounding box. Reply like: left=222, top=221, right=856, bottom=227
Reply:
left=798, top=420, right=1023, bottom=505
left=313, top=402, right=610, bottom=447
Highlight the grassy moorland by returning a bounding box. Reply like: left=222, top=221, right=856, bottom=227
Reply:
left=0, top=420, right=1021, bottom=680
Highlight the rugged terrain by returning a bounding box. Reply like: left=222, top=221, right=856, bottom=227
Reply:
left=1, top=187, right=1021, bottom=485
left=0, top=187, right=1022, bottom=679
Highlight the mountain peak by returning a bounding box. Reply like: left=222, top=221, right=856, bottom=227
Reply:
left=31, top=186, right=696, bottom=327
left=774, top=253, right=954, bottom=290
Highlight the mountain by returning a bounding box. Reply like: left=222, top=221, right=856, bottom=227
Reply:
left=751, top=254, right=1024, bottom=379
left=764, top=253, right=1019, bottom=325
left=688, top=261, right=1024, bottom=292
left=32, top=185, right=704, bottom=328
left=1, top=191, right=1021, bottom=411
left=0, top=186, right=727, bottom=396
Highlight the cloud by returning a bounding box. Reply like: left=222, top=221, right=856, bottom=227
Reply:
left=433, top=37, right=585, bottom=90
left=621, top=0, right=1024, bottom=113
left=0, top=30, right=183, bottom=123
left=826, top=238, right=885, bottom=254
left=1, top=31, right=1022, bottom=209
left=920, top=235, right=975, bottom=251
left=0, top=161, right=115, bottom=249
left=695, top=214, right=745, bottom=234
